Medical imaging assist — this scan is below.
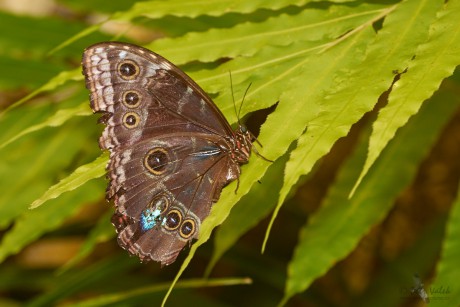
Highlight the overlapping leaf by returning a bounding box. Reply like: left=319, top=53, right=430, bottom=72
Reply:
left=353, top=0, right=460, bottom=194
left=264, top=0, right=443, bottom=253
left=1, top=0, right=459, bottom=305
left=282, top=71, right=460, bottom=305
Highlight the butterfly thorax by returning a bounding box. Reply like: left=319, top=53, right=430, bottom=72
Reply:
left=230, top=125, right=252, bottom=164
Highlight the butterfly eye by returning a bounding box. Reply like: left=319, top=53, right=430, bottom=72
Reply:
left=122, top=112, right=140, bottom=129
left=122, top=90, right=141, bottom=108
left=163, top=209, right=182, bottom=231
left=144, top=148, right=170, bottom=175
left=239, top=125, right=248, bottom=134
left=117, top=60, right=140, bottom=80
left=179, top=219, right=196, bottom=239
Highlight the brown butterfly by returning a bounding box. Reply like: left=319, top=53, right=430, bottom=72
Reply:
left=82, top=42, right=257, bottom=265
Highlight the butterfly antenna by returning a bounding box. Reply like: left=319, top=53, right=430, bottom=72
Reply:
left=238, top=82, right=252, bottom=123
left=229, top=71, right=241, bottom=126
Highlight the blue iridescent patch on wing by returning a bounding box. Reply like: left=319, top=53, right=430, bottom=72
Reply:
left=140, top=208, right=161, bottom=232
left=190, top=145, right=222, bottom=160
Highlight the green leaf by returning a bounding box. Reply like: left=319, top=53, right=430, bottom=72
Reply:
left=353, top=217, right=446, bottom=306
left=0, top=179, right=104, bottom=262
left=2, top=0, right=459, bottom=305
left=150, top=3, right=388, bottom=65
left=58, top=209, right=114, bottom=274
left=1, top=103, right=91, bottom=150
left=27, top=254, right=138, bottom=307
left=0, top=68, right=82, bottom=117
left=30, top=154, right=108, bottom=209
left=0, top=11, right=108, bottom=90
left=352, top=0, right=460, bottom=195
left=113, top=0, right=318, bottom=20
left=430, top=181, right=460, bottom=303
left=206, top=150, right=289, bottom=275
left=162, top=9, right=392, bottom=305
left=59, top=0, right=137, bottom=14
left=70, top=277, right=251, bottom=307
left=264, top=0, right=445, bottom=250
left=0, top=117, right=97, bottom=228
left=281, top=71, right=460, bottom=304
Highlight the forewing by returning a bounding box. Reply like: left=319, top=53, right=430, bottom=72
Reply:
left=82, top=41, right=233, bottom=151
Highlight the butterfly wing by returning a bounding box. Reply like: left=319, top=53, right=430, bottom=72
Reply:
left=82, top=42, right=244, bottom=265
left=110, top=134, right=240, bottom=265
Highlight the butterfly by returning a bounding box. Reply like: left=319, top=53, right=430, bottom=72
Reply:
left=82, top=42, right=258, bottom=265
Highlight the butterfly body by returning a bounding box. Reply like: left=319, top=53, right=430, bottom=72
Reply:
left=82, top=42, right=252, bottom=265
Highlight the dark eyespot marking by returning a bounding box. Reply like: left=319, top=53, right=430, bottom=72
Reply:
left=122, top=90, right=141, bottom=108
left=122, top=112, right=140, bottom=129
left=117, top=60, right=139, bottom=80
left=164, top=210, right=182, bottom=231
left=144, top=148, right=169, bottom=175
left=180, top=219, right=196, bottom=239
left=149, top=194, right=170, bottom=214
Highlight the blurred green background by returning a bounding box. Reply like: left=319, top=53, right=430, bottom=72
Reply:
left=0, top=0, right=459, bottom=306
